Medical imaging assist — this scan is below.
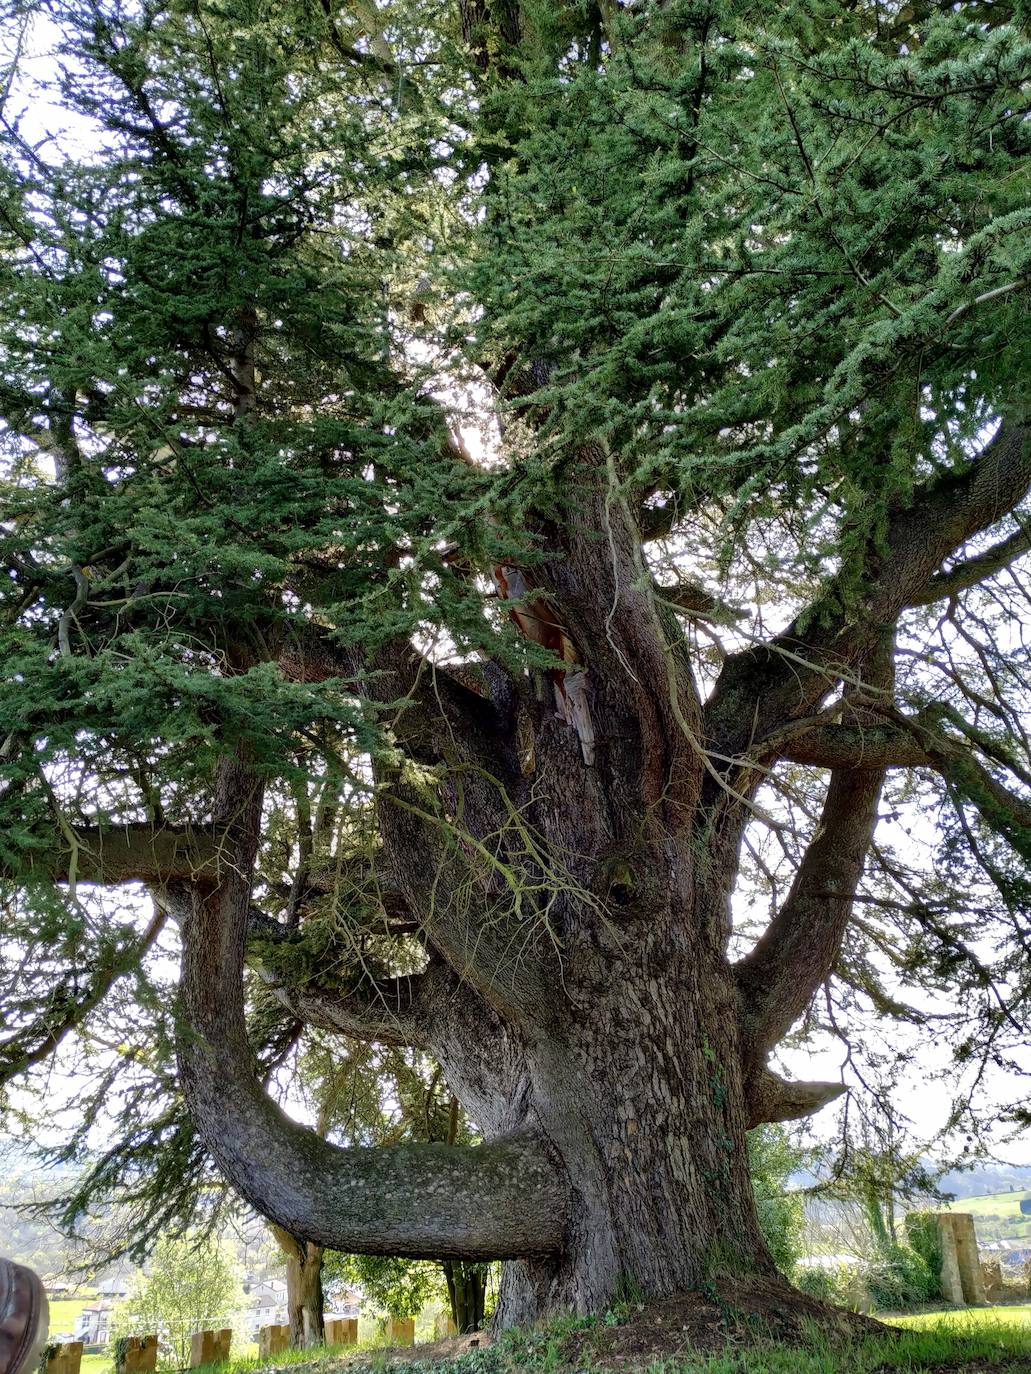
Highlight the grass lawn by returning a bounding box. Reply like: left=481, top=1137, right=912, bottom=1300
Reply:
left=942, top=1189, right=1031, bottom=1243
left=179, top=1306, right=1031, bottom=1374
left=56, top=1305, right=1031, bottom=1374
left=48, top=1297, right=93, bottom=1341
left=889, top=1301, right=1031, bottom=1331
left=943, top=1192, right=1031, bottom=1219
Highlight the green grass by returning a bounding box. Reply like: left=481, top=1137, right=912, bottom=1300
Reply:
left=60, top=1308, right=1031, bottom=1374
left=889, top=1302, right=1031, bottom=1331
left=191, top=1308, right=1031, bottom=1374
left=48, top=1297, right=93, bottom=1340
left=943, top=1192, right=1031, bottom=1219
left=942, top=1189, right=1031, bottom=1243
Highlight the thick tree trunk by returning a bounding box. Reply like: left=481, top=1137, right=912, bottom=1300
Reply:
left=428, top=885, right=774, bottom=1324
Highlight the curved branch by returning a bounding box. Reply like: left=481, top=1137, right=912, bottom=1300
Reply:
left=735, top=764, right=884, bottom=1059
left=778, top=722, right=930, bottom=769
left=778, top=716, right=1031, bottom=862
left=706, top=419, right=1031, bottom=761
left=907, top=524, right=1031, bottom=606
left=177, top=754, right=568, bottom=1259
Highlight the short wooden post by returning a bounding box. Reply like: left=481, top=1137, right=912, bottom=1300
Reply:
left=45, top=1342, right=83, bottom=1374
left=116, top=1335, right=158, bottom=1374
left=189, top=1328, right=232, bottom=1367
left=384, top=1317, right=415, bottom=1346
left=325, top=1318, right=358, bottom=1347
left=257, top=1325, right=291, bottom=1360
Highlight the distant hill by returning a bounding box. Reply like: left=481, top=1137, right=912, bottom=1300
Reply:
left=938, top=1165, right=1031, bottom=1199
left=790, top=1161, right=1031, bottom=1197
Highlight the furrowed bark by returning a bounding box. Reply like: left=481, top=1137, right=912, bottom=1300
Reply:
left=176, top=754, right=568, bottom=1259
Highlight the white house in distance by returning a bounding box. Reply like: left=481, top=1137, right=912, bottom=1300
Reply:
left=241, top=1279, right=361, bottom=1340
left=244, top=1279, right=288, bottom=1337
left=74, top=1302, right=116, bottom=1349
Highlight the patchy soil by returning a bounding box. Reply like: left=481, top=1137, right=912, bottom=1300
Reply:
left=345, top=1333, right=490, bottom=1366
left=328, top=1277, right=881, bottom=1371
left=561, top=1275, right=881, bottom=1371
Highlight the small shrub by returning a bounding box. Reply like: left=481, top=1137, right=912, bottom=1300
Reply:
left=864, top=1244, right=938, bottom=1309
left=904, top=1210, right=943, bottom=1295
left=794, top=1266, right=836, bottom=1301
left=792, top=1262, right=868, bottom=1311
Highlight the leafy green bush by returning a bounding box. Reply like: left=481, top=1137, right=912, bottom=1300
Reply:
left=864, top=1244, right=938, bottom=1310
left=793, top=1262, right=870, bottom=1311
left=747, top=1125, right=806, bottom=1273
left=793, top=1266, right=836, bottom=1301
left=904, top=1211, right=944, bottom=1297
left=326, top=1253, right=443, bottom=1320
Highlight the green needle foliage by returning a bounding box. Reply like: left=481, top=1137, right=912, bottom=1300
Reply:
left=0, top=0, right=1029, bottom=1312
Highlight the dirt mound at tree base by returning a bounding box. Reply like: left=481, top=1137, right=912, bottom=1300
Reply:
left=332, top=1278, right=881, bottom=1372
left=560, top=1276, right=881, bottom=1370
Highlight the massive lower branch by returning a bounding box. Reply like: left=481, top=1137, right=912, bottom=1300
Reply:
left=9, top=824, right=216, bottom=885
left=177, top=754, right=568, bottom=1259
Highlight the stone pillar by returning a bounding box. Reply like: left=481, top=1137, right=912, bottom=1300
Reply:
left=257, top=1325, right=290, bottom=1360
left=45, top=1342, right=83, bottom=1374
left=116, top=1335, right=158, bottom=1374
left=384, top=1317, right=415, bottom=1346
left=189, top=1328, right=232, bottom=1367
left=934, top=1213, right=987, bottom=1306
left=434, top=1312, right=457, bottom=1340
left=325, top=1318, right=358, bottom=1347
left=936, top=1214, right=965, bottom=1305
left=951, top=1213, right=987, bottom=1305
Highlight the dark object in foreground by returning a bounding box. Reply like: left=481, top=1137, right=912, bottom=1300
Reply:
left=0, top=1260, right=48, bottom=1374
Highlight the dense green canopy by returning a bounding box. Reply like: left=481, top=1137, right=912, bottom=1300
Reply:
left=0, top=0, right=1029, bottom=1287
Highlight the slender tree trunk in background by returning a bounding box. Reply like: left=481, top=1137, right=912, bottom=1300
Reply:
left=271, top=1225, right=325, bottom=1347
left=442, top=1261, right=487, bottom=1334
